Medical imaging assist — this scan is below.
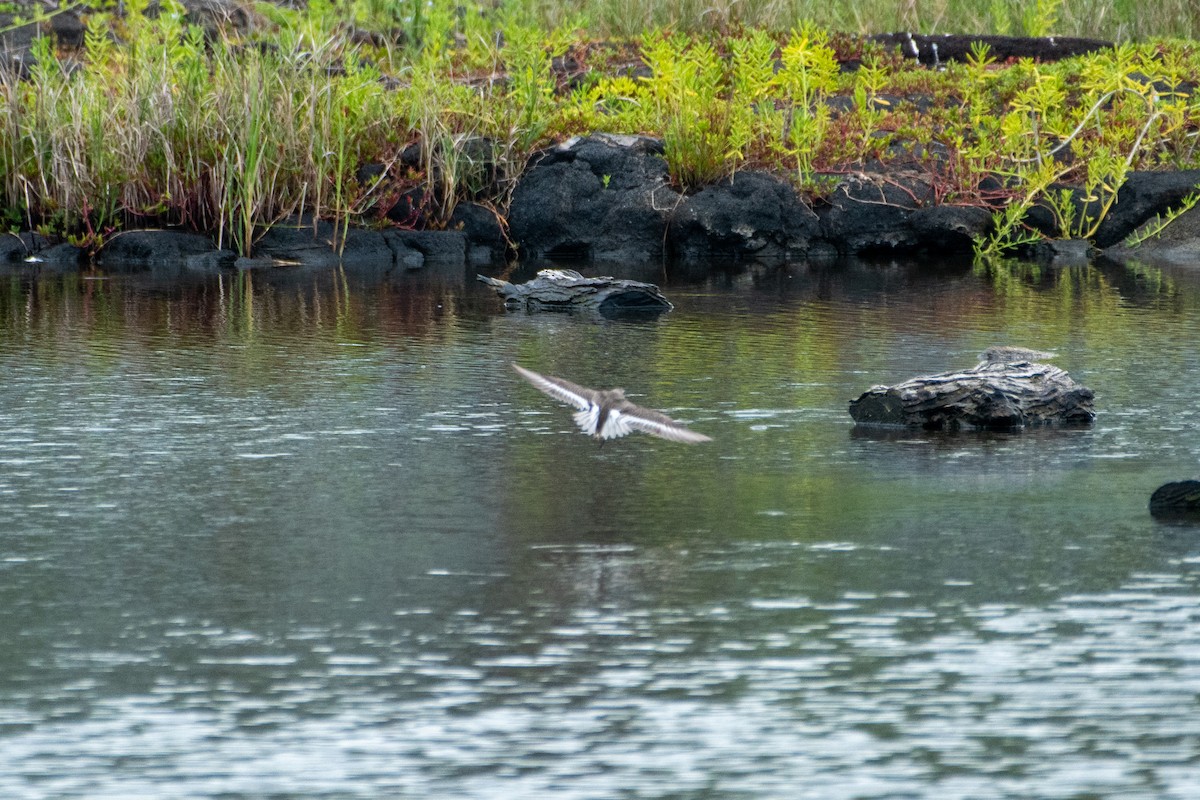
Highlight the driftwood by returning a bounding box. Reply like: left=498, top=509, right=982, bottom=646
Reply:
left=477, top=269, right=672, bottom=315
left=1150, top=481, right=1200, bottom=517
left=849, top=353, right=1095, bottom=430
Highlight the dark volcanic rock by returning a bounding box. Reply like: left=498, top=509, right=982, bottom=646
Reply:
left=1093, top=170, right=1200, bottom=247
left=254, top=220, right=380, bottom=268
left=849, top=355, right=1095, bottom=430
left=1094, top=170, right=1200, bottom=263
left=98, top=230, right=235, bottom=272
left=909, top=204, right=995, bottom=252
left=667, top=172, right=819, bottom=264
left=449, top=202, right=509, bottom=264
left=819, top=175, right=989, bottom=255
left=37, top=242, right=86, bottom=269
left=507, top=134, right=679, bottom=264
left=507, top=135, right=997, bottom=264
left=1102, top=203, right=1200, bottom=267
left=869, top=33, right=1112, bottom=66
left=6, top=235, right=86, bottom=270
left=389, top=229, right=468, bottom=265
left=251, top=218, right=460, bottom=269
left=1150, top=480, right=1200, bottom=517
left=0, top=231, right=51, bottom=263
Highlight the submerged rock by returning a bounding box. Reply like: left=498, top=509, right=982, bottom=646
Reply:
left=1150, top=480, right=1200, bottom=517
left=478, top=268, right=672, bottom=315
left=849, top=349, right=1095, bottom=430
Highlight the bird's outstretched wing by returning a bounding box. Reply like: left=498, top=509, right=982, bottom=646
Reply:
left=618, top=402, right=713, bottom=443
left=512, top=363, right=596, bottom=411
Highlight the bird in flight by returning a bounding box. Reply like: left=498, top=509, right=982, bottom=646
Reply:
left=512, top=363, right=712, bottom=444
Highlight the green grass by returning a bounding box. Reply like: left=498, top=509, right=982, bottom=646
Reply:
left=500, top=0, right=1200, bottom=41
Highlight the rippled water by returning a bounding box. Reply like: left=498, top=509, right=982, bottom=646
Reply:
left=2, top=257, right=1200, bottom=798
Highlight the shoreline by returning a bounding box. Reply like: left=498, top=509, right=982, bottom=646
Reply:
left=4, top=134, right=1199, bottom=274
left=5, top=5, right=1200, bottom=271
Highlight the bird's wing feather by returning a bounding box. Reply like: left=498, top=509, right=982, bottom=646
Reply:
left=512, top=363, right=595, bottom=411
left=618, top=402, right=712, bottom=443
left=595, top=409, right=636, bottom=440
left=572, top=406, right=602, bottom=436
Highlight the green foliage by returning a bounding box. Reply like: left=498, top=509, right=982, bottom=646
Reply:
left=5, top=5, right=1200, bottom=255
left=501, top=23, right=569, bottom=150
left=778, top=24, right=839, bottom=180
left=493, top=0, right=1200, bottom=40
left=0, top=0, right=398, bottom=255
left=1021, top=0, right=1063, bottom=37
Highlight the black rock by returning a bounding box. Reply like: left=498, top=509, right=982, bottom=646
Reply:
left=819, top=175, right=986, bottom=255
left=1150, top=480, right=1200, bottom=517
left=0, top=231, right=51, bottom=263
left=507, top=134, right=678, bottom=264
left=389, top=229, right=467, bottom=265
left=98, top=230, right=234, bottom=272
left=449, top=202, right=509, bottom=264
left=869, top=33, right=1112, bottom=66
left=1092, top=169, right=1200, bottom=248
left=668, top=171, right=819, bottom=264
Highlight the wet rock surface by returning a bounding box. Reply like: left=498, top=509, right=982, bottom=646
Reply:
left=849, top=354, right=1096, bottom=430
left=506, top=137, right=998, bottom=266
left=478, top=268, right=673, bottom=315
left=1150, top=480, right=1200, bottom=517
left=667, top=172, right=820, bottom=264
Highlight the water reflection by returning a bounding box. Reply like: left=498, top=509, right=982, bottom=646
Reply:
left=1, top=256, right=1200, bottom=798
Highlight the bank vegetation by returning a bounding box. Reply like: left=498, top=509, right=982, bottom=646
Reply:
left=2, top=0, right=1200, bottom=258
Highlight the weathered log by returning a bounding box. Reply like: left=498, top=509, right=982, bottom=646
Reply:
left=1150, top=480, right=1200, bottom=517
left=849, top=355, right=1095, bottom=430
left=477, top=268, right=673, bottom=315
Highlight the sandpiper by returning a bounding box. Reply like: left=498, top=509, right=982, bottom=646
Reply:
left=512, top=363, right=712, bottom=443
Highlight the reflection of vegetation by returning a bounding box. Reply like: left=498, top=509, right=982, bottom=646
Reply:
left=0, top=267, right=474, bottom=384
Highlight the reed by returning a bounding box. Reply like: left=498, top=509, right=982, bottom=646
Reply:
left=0, top=0, right=399, bottom=254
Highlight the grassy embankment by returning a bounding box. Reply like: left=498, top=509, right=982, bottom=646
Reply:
left=2, top=0, right=1200, bottom=258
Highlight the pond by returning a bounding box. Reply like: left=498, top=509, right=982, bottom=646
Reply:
left=1, top=255, right=1199, bottom=798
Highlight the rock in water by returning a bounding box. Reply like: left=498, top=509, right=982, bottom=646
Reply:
left=849, top=353, right=1095, bottom=430
left=1149, top=480, right=1200, bottom=517
left=478, top=269, right=672, bottom=315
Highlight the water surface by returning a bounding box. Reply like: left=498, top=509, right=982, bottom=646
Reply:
left=2, top=257, right=1200, bottom=798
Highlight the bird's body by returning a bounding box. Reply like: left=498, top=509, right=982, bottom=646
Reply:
left=512, top=363, right=711, bottom=443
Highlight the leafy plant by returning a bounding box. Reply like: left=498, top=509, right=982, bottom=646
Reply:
left=1124, top=188, right=1200, bottom=247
